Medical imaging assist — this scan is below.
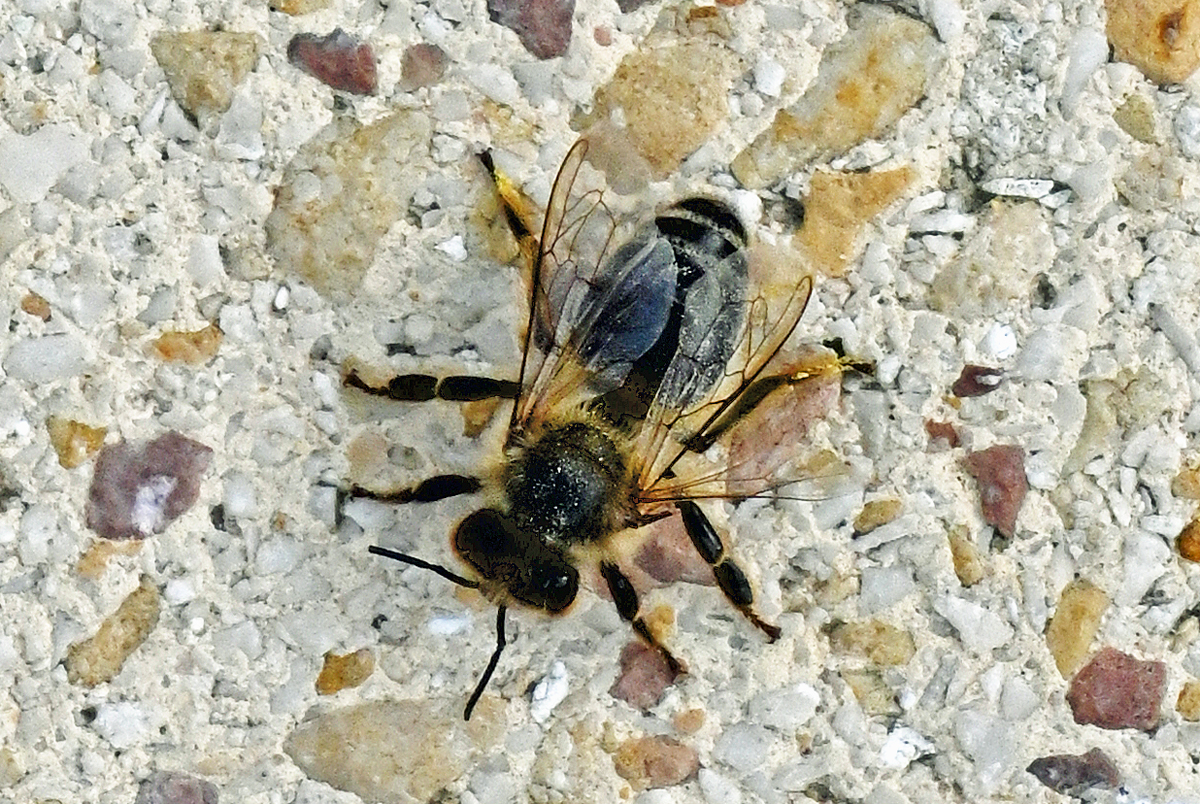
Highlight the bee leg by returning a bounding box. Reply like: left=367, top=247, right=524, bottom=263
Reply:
left=463, top=605, right=507, bottom=721
left=600, top=561, right=685, bottom=676
left=345, top=369, right=519, bottom=402
left=343, top=474, right=482, bottom=506
left=678, top=500, right=782, bottom=642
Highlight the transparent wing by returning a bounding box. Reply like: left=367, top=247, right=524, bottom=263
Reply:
left=632, top=263, right=818, bottom=499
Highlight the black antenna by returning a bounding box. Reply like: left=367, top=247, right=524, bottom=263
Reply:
left=464, top=605, right=506, bottom=721
left=368, top=545, right=508, bottom=720
left=368, top=545, right=479, bottom=588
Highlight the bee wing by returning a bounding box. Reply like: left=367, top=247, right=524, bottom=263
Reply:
left=512, top=139, right=676, bottom=430
left=633, top=262, right=817, bottom=497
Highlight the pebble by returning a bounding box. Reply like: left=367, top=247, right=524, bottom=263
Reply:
left=284, top=700, right=493, bottom=802
left=1106, top=0, right=1200, bottom=83
left=934, top=595, right=1014, bottom=653
left=265, top=111, right=431, bottom=296
left=828, top=620, right=915, bottom=666
left=1177, top=679, right=1200, bottom=720
left=86, top=432, right=213, bottom=540
left=947, top=527, right=984, bottom=586
left=1026, top=748, right=1120, bottom=796
left=858, top=566, right=916, bottom=615
left=65, top=576, right=161, bottom=686
left=92, top=700, right=151, bottom=750
left=400, top=43, right=449, bottom=91
left=1178, top=516, right=1200, bottom=561
left=963, top=445, right=1027, bottom=538
left=748, top=684, right=821, bottom=730
left=951, top=365, right=1004, bottom=398
left=712, top=722, right=774, bottom=773
left=134, top=771, right=218, bottom=804
left=1067, top=647, right=1166, bottom=731
left=587, top=40, right=738, bottom=178
left=798, top=168, right=916, bottom=277
left=151, top=324, right=222, bottom=365
left=315, top=648, right=375, bottom=694
left=287, top=30, right=377, bottom=95
left=0, top=123, right=89, bottom=203
left=1045, top=578, right=1109, bottom=677
left=609, top=640, right=679, bottom=710
left=529, top=659, right=569, bottom=722
left=150, top=31, right=264, bottom=128
left=486, top=0, right=575, bottom=60
left=613, top=735, right=699, bottom=790
left=3, top=333, right=89, bottom=383
left=732, top=6, right=938, bottom=188
left=46, top=417, right=106, bottom=469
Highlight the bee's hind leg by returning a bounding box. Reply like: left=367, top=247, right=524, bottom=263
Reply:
left=600, top=561, right=686, bottom=676
left=345, top=369, right=519, bottom=403
left=677, top=500, right=782, bottom=642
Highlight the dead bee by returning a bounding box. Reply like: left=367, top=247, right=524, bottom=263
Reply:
left=346, top=139, right=825, bottom=720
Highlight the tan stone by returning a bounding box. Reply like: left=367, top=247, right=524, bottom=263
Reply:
left=151, top=323, right=222, bottom=365
left=841, top=669, right=899, bottom=715
left=1178, top=516, right=1200, bottom=562
left=584, top=41, right=739, bottom=180
left=150, top=31, right=263, bottom=127
left=1045, top=579, right=1109, bottom=677
left=266, top=111, right=431, bottom=296
left=1107, top=0, right=1200, bottom=84
left=799, top=168, right=915, bottom=277
left=66, top=577, right=161, bottom=686
left=613, top=735, right=699, bottom=790
left=1177, top=679, right=1200, bottom=720
left=733, top=6, right=937, bottom=188
left=829, top=619, right=915, bottom=666
left=948, top=526, right=985, bottom=587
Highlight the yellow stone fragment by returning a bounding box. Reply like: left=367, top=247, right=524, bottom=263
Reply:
left=854, top=498, right=902, bottom=535
left=828, top=619, right=915, bottom=666
left=316, top=649, right=375, bottom=695
left=66, top=577, right=161, bottom=686
left=47, top=416, right=106, bottom=469
left=947, top=526, right=985, bottom=587
left=150, top=31, right=264, bottom=127
left=1177, top=679, right=1200, bottom=721
left=1045, top=579, right=1109, bottom=677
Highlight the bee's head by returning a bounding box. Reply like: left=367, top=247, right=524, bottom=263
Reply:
left=453, top=508, right=579, bottom=613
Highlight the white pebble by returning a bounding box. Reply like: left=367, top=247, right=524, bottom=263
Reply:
left=0, top=123, right=89, bottom=203
left=427, top=611, right=472, bottom=636
left=529, top=660, right=569, bottom=722
left=163, top=578, right=196, bottom=605
left=1117, top=530, right=1170, bottom=607
left=436, top=234, right=468, bottom=262
left=223, top=471, right=258, bottom=518
left=713, top=722, right=774, bottom=772
left=187, top=234, right=225, bottom=285
left=980, top=323, right=1016, bottom=360
left=1060, top=27, right=1107, bottom=115
left=1175, top=103, right=1200, bottom=160
left=858, top=566, right=916, bottom=614
left=878, top=726, right=933, bottom=769
left=753, top=58, right=785, bottom=97
left=749, top=683, right=820, bottom=730
left=3, top=334, right=89, bottom=382
left=934, top=595, right=1014, bottom=652
left=699, top=768, right=742, bottom=804
left=92, top=702, right=150, bottom=750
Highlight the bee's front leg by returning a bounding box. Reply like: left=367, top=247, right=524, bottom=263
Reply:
left=600, top=561, right=686, bottom=677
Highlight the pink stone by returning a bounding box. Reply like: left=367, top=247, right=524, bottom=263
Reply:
left=487, top=0, right=575, bottom=60
left=1067, top=647, right=1166, bottom=731
left=287, top=29, right=377, bottom=95
left=87, top=432, right=213, bottom=540
left=609, top=641, right=681, bottom=710
left=399, top=43, right=448, bottom=92
left=634, top=516, right=715, bottom=587
left=1027, top=748, right=1120, bottom=796
left=963, top=444, right=1027, bottom=537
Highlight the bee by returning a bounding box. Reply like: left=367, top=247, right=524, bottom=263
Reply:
left=345, top=139, right=824, bottom=720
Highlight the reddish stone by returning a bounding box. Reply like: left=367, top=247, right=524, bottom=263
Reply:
left=925, top=419, right=960, bottom=448
left=1067, top=647, right=1166, bottom=732
left=952, top=364, right=1004, bottom=397
left=1027, top=748, right=1120, bottom=796
left=963, top=444, right=1027, bottom=537
left=487, top=0, right=574, bottom=60
left=87, top=432, right=213, bottom=540
left=609, top=640, right=680, bottom=710
left=634, top=516, right=714, bottom=587
left=287, top=29, right=377, bottom=95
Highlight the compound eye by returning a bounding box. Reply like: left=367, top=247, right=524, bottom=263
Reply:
left=453, top=508, right=521, bottom=578
left=525, top=561, right=579, bottom=613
